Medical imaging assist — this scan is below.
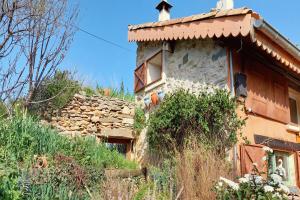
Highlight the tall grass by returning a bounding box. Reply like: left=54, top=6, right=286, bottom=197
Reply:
left=96, top=85, right=135, bottom=102
left=100, top=145, right=233, bottom=200
left=0, top=111, right=138, bottom=199
left=176, top=145, right=233, bottom=199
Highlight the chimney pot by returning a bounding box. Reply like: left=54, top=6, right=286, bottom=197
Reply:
left=156, top=0, right=173, bottom=21
left=216, top=0, right=234, bottom=10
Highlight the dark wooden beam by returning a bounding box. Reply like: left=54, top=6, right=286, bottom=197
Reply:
left=254, top=134, right=300, bottom=152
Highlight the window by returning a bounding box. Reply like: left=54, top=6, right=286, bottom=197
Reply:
left=269, top=151, right=296, bottom=186
left=134, top=51, right=163, bottom=92
left=146, top=52, right=162, bottom=85
left=289, top=98, right=298, bottom=124
left=289, top=88, right=300, bottom=125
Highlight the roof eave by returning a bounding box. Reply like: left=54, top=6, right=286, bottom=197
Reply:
left=253, top=19, right=300, bottom=62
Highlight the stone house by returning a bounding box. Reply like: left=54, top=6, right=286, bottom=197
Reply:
left=128, top=0, right=300, bottom=190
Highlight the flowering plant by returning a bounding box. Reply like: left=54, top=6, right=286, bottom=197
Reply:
left=215, top=146, right=290, bottom=200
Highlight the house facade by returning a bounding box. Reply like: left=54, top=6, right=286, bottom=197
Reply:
left=128, top=1, right=300, bottom=190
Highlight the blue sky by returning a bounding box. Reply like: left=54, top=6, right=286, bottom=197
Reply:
left=62, top=0, right=300, bottom=92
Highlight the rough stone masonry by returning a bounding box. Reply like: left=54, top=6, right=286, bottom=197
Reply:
left=43, top=94, right=135, bottom=140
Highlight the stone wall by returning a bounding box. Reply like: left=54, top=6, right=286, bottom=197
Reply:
left=134, top=39, right=228, bottom=163
left=136, top=39, right=228, bottom=98
left=165, top=39, right=228, bottom=90
left=44, top=94, right=135, bottom=139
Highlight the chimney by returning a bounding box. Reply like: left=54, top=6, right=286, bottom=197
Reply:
left=216, top=0, right=234, bottom=10
left=156, top=0, right=173, bottom=21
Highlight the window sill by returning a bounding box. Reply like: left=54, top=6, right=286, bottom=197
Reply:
left=144, top=79, right=165, bottom=93
left=286, top=124, right=300, bottom=133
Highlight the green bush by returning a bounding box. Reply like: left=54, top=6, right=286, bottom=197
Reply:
left=0, top=111, right=138, bottom=199
left=147, top=89, right=245, bottom=156
left=133, top=107, right=146, bottom=134
left=30, top=70, right=81, bottom=114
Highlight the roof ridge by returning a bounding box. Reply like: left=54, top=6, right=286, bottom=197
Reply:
left=128, top=7, right=253, bottom=30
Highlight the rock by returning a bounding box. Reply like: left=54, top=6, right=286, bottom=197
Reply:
left=122, top=106, right=131, bottom=115
left=74, top=94, right=86, bottom=100
left=100, top=117, right=121, bottom=123
left=110, top=106, right=121, bottom=111
left=91, top=116, right=100, bottom=123
left=71, top=126, right=80, bottom=131
left=122, top=118, right=134, bottom=125
left=80, top=106, right=87, bottom=110
left=88, top=126, right=98, bottom=133
left=93, top=110, right=102, bottom=117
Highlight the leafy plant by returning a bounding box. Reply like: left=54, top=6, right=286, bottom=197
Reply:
left=147, top=88, right=245, bottom=156
left=0, top=165, right=21, bottom=200
left=30, top=70, right=81, bottom=114
left=0, top=110, right=138, bottom=199
left=134, top=107, right=146, bottom=134
left=82, top=86, right=96, bottom=97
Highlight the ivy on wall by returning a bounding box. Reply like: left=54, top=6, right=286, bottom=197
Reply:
left=134, top=107, right=146, bottom=135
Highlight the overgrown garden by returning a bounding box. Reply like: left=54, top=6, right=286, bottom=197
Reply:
left=0, top=110, right=138, bottom=199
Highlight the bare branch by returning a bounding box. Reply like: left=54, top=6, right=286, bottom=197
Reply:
left=0, top=0, right=78, bottom=109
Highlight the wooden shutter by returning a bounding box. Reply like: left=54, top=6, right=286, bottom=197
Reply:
left=240, top=145, right=266, bottom=176
left=134, top=64, right=146, bottom=93
left=296, top=152, right=300, bottom=187
left=245, top=63, right=269, bottom=117
left=245, top=59, right=289, bottom=124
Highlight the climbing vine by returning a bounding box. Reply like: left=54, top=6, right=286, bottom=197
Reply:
left=134, top=107, right=146, bottom=135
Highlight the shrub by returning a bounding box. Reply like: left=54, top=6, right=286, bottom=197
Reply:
left=147, top=88, right=245, bottom=156
left=0, top=164, right=21, bottom=200
left=29, top=70, right=81, bottom=114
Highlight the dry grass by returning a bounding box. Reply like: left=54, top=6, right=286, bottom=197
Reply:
left=100, top=146, right=233, bottom=200
left=100, top=177, right=141, bottom=200
left=175, top=146, right=233, bottom=200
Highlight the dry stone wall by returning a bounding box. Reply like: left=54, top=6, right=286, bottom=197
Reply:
left=44, top=94, right=135, bottom=139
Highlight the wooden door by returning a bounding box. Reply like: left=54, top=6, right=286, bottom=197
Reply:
left=240, top=145, right=266, bottom=176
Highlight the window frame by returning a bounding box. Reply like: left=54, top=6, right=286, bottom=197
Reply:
left=145, top=50, right=163, bottom=86
left=134, top=50, right=163, bottom=93
left=288, top=88, right=300, bottom=126
left=269, top=150, right=297, bottom=186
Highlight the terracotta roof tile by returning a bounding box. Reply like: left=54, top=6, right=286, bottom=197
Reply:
left=128, top=7, right=253, bottom=31
left=128, top=7, right=300, bottom=76
left=128, top=8, right=254, bottom=42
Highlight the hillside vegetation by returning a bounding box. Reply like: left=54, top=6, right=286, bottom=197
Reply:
left=0, top=111, right=137, bottom=199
